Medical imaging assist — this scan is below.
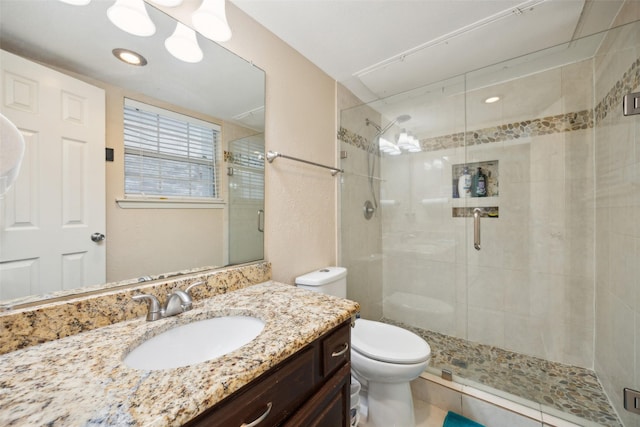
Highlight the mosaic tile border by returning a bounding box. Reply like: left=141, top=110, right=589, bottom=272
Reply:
left=340, top=111, right=593, bottom=154
left=420, top=109, right=592, bottom=152
left=383, top=318, right=623, bottom=427
left=337, top=126, right=374, bottom=153
left=595, top=57, right=640, bottom=124
left=339, top=56, right=639, bottom=154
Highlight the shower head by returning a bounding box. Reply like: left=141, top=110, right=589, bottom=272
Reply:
left=365, top=118, right=382, bottom=132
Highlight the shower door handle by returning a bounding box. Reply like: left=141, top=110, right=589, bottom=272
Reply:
left=473, top=208, right=481, bottom=251
left=257, top=209, right=264, bottom=233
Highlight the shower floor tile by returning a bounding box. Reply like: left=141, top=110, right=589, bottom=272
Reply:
left=381, top=318, right=623, bottom=427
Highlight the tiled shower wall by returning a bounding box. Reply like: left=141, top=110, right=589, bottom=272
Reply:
left=593, top=7, right=640, bottom=427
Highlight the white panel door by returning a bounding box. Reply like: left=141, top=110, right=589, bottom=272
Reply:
left=0, top=50, right=106, bottom=300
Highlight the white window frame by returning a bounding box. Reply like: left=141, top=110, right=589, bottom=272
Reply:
left=117, top=98, right=224, bottom=209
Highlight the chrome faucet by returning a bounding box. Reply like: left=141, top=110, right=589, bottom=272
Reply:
left=133, top=281, right=206, bottom=321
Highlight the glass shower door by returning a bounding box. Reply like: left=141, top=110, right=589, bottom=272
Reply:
left=227, top=135, right=265, bottom=265
left=374, top=76, right=468, bottom=338
left=460, top=46, right=597, bottom=366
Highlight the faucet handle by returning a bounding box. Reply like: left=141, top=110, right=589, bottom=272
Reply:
left=185, top=281, right=206, bottom=297
left=133, top=294, right=162, bottom=321
left=164, top=289, right=193, bottom=317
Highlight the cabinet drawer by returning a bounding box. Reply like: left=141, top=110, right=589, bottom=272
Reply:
left=321, top=321, right=350, bottom=377
left=186, top=346, right=316, bottom=427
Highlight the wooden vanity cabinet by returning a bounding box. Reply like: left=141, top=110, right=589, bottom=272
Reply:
left=185, top=319, right=352, bottom=427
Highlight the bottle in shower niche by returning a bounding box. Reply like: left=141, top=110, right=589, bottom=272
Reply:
left=473, top=167, right=487, bottom=197
left=458, top=166, right=471, bottom=198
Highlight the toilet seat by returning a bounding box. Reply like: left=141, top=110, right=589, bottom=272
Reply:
left=352, top=319, right=431, bottom=364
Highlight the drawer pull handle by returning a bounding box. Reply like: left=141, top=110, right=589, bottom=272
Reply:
left=241, top=402, right=272, bottom=427
left=331, top=342, right=349, bottom=357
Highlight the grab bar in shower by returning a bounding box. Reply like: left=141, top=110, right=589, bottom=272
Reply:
left=265, top=151, right=343, bottom=176
left=473, top=208, right=482, bottom=251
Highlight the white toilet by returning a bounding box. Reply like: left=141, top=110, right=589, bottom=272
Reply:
left=295, top=267, right=431, bottom=427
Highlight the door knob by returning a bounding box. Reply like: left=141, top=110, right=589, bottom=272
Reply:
left=91, top=232, right=106, bottom=242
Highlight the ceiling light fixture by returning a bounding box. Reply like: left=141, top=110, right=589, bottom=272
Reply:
left=113, top=48, right=148, bottom=66
left=165, top=23, right=203, bottom=63
left=192, top=0, right=232, bottom=42
left=107, top=0, right=156, bottom=37
left=484, top=96, right=501, bottom=104
left=379, top=137, right=401, bottom=155
left=378, top=130, right=421, bottom=155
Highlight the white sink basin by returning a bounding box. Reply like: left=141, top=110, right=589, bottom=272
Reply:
left=124, top=316, right=265, bottom=370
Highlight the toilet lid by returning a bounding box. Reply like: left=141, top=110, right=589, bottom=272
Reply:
left=351, top=319, right=431, bottom=364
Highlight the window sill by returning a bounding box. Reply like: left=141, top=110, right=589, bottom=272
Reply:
left=116, top=198, right=225, bottom=209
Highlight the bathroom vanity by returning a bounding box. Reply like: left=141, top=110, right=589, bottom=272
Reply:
left=0, top=280, right=359, bottom=426
left=187, top=319, right=352, bottom=426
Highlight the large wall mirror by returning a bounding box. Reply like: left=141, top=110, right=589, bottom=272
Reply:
left=0, top=0, right=265, bottom=309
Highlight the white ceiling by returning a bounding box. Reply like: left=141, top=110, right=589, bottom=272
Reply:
left=231, top=0, right=625, bottom=103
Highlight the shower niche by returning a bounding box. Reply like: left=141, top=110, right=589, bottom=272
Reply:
left=452, top=160, right=499, bottom=218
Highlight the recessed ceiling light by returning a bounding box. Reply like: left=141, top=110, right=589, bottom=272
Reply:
left=484, top=96, right=501, bottom=104
left=112, top=48, right=148, bottom=66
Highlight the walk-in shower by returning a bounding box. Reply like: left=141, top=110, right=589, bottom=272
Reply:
left=339, top=16, right=640, bottom=427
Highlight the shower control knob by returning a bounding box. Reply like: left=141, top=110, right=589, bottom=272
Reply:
left=363, top=200, right=375, bottom=220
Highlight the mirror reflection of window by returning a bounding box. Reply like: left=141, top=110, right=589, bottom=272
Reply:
left=123, top=99, right=221, bottom=201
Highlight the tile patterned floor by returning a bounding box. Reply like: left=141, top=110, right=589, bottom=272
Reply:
left=382, top=318, right=623, bottom=427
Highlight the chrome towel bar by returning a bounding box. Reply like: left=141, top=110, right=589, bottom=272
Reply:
left=265, top=150, right=343, bottom=176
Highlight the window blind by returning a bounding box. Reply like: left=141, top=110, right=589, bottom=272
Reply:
left=123, top=98, right=221, bottom=199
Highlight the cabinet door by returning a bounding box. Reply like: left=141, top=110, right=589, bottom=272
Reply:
left=283, top=363, right=351, bottom=427
left=186, top=347, right=316, bottom=427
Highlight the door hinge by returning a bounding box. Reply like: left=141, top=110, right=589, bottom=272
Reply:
left=623, top=92, right=640, bottom=116
left=624, top=388, right=640, bottom=414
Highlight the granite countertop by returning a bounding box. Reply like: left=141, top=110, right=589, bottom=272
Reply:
left=0, top=281, right=360, bottom=426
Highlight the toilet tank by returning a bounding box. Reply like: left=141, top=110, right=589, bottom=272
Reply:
left=295, top=267, right=347, bottom=298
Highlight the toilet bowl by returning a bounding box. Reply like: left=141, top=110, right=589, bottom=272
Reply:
left=351, top=319, right=430, bottom=427
left=295, top=267, right=431, bottom=427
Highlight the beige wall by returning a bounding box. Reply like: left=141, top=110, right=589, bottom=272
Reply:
left=162, top=2, right=339, bottom=285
